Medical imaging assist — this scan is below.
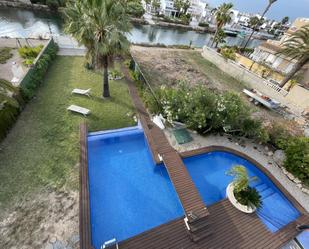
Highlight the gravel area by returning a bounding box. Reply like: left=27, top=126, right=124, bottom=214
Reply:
left=164, top=128, right=309, bottom=212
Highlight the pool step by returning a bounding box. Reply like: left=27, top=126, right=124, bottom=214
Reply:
left=255, top=183, right=268, bottom=193
left=260, top=188, right=275, bottom=199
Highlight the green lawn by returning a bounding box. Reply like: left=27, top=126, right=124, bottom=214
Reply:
left=0, top=56, right=135, bottom=208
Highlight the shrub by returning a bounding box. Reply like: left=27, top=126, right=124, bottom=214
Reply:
left=227, top=165, right=262, bottom=208
left=220, top=47, right=236, bottom=61
left=0, top=47, right=13, bottom=64
left=21, top=41, right=58, bottom=100
left=0, top=101, right=19, bottom=140
left=18, top=45, right=43, bottom=60
left=198, top=22, right=209, bottom=28
left=46, top=0, right=59, bottom=10
left=284, top=137, right=309, bottom=186
left=143, top=82, right=266, bottom=140
left=127, top=1, right=145, bottom=18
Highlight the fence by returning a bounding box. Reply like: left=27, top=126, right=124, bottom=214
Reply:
left=129, top=56, right=161, bottom=109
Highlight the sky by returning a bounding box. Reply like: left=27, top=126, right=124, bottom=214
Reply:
left=204, top=0, right=309, bottom=21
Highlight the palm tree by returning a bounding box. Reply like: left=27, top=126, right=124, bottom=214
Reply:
left=242, top=0, right=278, bottom=49
left=64, top=0, right=131, bottom=98
left=278, top=25, right=309, bottom=87
left=211, top=3, right=233, bottom=47
left=213, top=29, right=226, bottom=48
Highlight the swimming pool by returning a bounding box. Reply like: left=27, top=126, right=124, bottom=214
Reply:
left=184, top=151, right=300, bottom=232
left=87, top=127, right=183, bottom=249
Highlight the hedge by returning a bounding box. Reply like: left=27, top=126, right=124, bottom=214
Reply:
left=20, top=39, right=58, bottom=100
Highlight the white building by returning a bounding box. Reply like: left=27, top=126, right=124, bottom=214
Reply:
left=157, top=0, right=206, bottom=18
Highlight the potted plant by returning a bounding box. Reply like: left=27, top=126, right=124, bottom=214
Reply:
left=226, top=165, right=262, bottom=213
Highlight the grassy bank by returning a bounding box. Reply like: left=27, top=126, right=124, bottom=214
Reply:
left=0, top=56, right=135, bottom=208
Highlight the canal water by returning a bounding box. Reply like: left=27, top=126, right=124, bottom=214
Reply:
left=0, top=7, right=261, bottom=48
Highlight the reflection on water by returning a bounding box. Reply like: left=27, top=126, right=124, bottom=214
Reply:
left=0, top=7, right=261, bottom=48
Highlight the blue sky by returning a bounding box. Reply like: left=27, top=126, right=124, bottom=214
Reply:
left=205, top=0, right=309, bottom=21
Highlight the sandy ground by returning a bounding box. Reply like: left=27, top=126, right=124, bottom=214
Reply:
left=164, top=128, right=309, bottom=212
left=0, top=189, right=79, bottom=249
left=131, top=46, right=304, bottom=136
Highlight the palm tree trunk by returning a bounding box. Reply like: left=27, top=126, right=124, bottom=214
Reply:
left=211, top=29, right=218, bottom=47
left=242, top=2, right=273, bottom=50
left=279, top=57, right=308, bottom=88
left=102, top=55, right=110, bottom=98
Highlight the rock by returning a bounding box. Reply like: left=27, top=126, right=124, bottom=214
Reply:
left=273, top=150, right=286, bottom=166
left=294, top=178, right=301, bottom=184
left=287, top=173, right=295, bottom=181
left=50, top=237, right=57, bottom=244
left=253, top=146, right=257, bottom=150
left=69, top=234, right=80, bottom=245
left=267, top=151, right=273, bottom=157
left=53, top=240, right=66, bottom=249
left=297, top=183, right=302, bottom=189
left=235, top=142, right=239, bottom=146
left=44, top=243, right=53, bottom=249
left=301, top=188, right=309, bottom=195
left=265, top=146, right=269, bottom=151
left=282, top=168, right=288, bottom=175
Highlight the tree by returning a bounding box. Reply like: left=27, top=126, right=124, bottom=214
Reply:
left=278, top=25, right=309, bottom=87
left=126, top=0, right=145, bottom=18
left=281, top=16, right=289, bottom=25
left=242, top=0, right=278, bottom=50
left=174, top=0, right=190, bottom=16
left=211, top=2, right=233, bottom=47
left=151, top=0, right=161, bottom=13
left=64, top=0, right=131, bottom=98
left=249, top=16, right=264, bottom=31
left=213, top=28, right=226, bottom=48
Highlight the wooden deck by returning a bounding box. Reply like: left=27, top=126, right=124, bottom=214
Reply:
left=79, top=63, right=309, bottom=249
left=125, top=65, right=209, bottom=224
left=119, top=199, right=309, bottom=249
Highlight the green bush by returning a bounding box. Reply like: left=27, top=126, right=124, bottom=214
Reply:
left=18, top=45, right=43, bottom=60
left=284, top=137, right=309, bottom=186
left=227, top=165, right=262, bottom=208
left=127, top=1, right=145, bottom=18
left=143, top=82, right=265, bottom=140
left=21, top=41, right=58, bottom=100
left=0, top=47, right=13, bottom=64
left=198, top=22, right=209, bottom=28
left=220, top=47, right=236, bottom=61
left=0, top=101, right=19, bottom=140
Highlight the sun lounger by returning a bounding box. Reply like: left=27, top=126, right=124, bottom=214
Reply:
left=67, top=105, right=91, bottom=116
left=72, top=88, right=91, bottom=97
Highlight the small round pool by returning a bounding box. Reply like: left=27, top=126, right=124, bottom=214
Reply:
left=183, top=151, right=300, bottom=232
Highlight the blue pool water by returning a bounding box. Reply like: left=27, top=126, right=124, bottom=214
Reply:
left=87, top=127, right=184, bottom=249
left=184, top=151, right=300, bottom=232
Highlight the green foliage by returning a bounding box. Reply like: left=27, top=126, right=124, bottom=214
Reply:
left=284, top=137, right=309, bottom=186
left=126, top=0, right=145, bottom=18
left=220, top=47, right=236, bottom=60
left=21, top=42, right=58, bottom=100
left=227, top=165, right=262, bottom=208
left=109, top=69, right=123, bottom=79
left=213, top=28, right=226, bottom=47
left=198, top=22, right=209, bottom=28
left=143, top=83, right=265, bottom=140
left=30, top=0, right=66, bottom=9
left=0, top=101, right=19, bottom=140
left=18, top=45, right=43, bottom=66
left=235, top=187, right=262, bottom=208
left=0, top=47, right=13, bottom=64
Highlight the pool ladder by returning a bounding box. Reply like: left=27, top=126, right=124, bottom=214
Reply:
left=101, top=238, right=119, bottom=249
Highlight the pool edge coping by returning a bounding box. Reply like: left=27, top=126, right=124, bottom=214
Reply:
left=180, top=146, right=307, bottom=215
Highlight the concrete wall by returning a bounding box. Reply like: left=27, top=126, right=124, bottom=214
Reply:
left=201, top=46, right=306, bottom=115
left=286, top=85, right=309, bottom=114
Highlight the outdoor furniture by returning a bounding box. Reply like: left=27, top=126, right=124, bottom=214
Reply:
left=152, top=114, right=165, bottom=130
left=72, top=88, right=91, bottom=97
left=67, top=105, right=91, bottom=116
